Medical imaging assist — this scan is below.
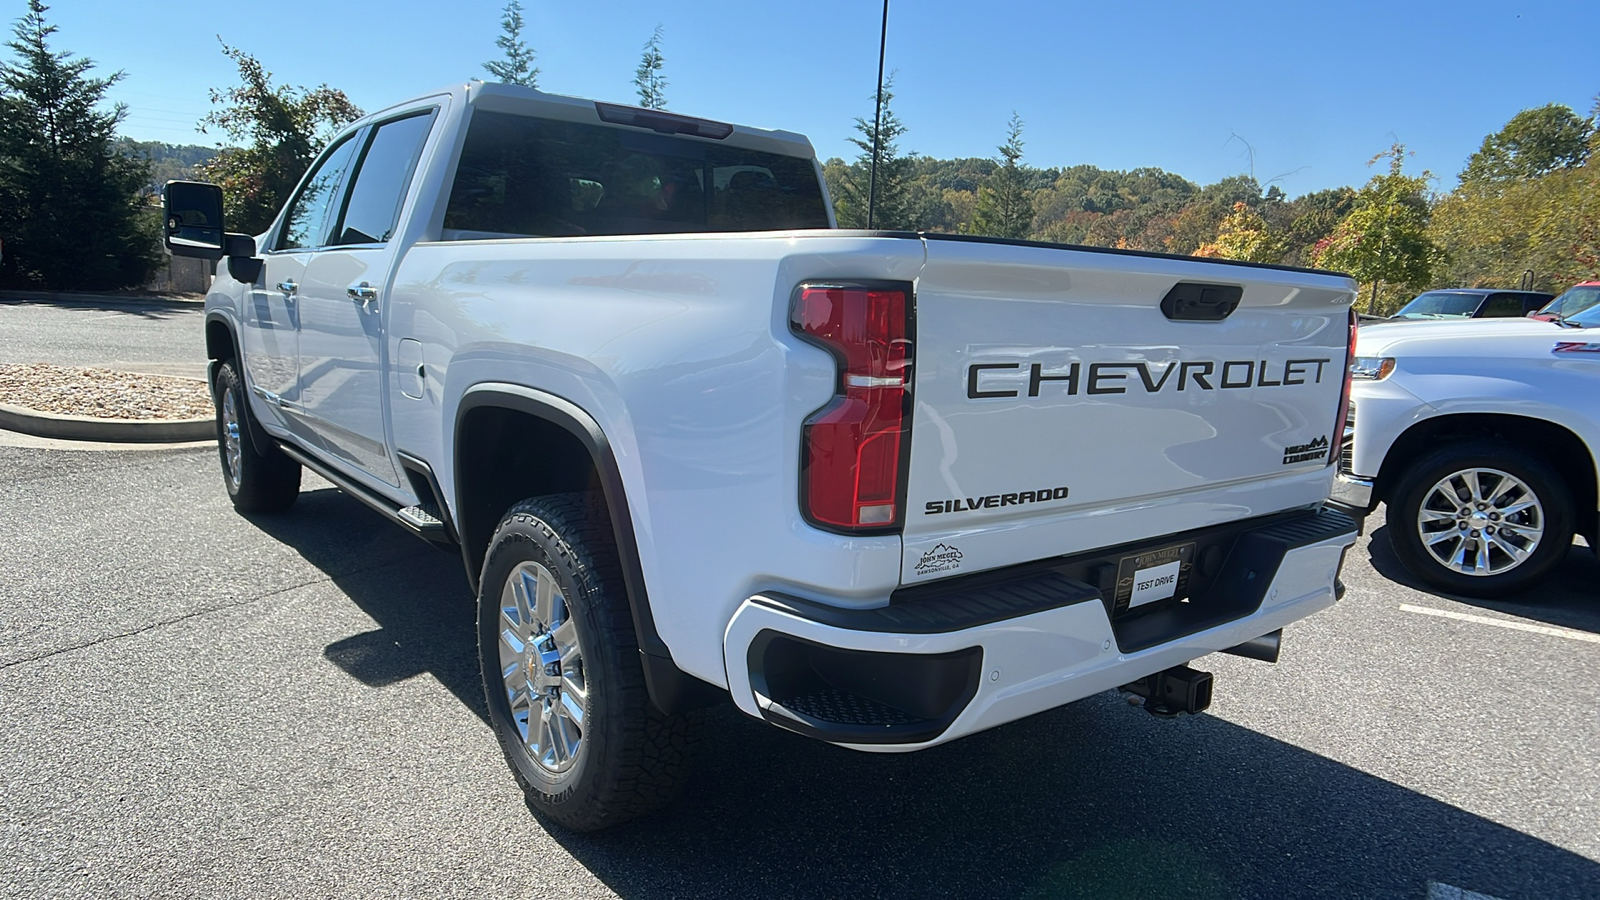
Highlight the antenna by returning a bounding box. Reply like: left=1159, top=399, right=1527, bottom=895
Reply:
left=867, top=0, right=889, bottom=229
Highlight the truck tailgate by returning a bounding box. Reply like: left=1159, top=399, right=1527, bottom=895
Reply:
left=901, top=237, right=1356, bottom=584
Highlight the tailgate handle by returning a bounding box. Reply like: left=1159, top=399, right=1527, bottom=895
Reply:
left=1161, top=282, right=1242, bottom=322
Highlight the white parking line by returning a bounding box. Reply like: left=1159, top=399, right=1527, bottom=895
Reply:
left=1427, top=880, right=1506, bottom=900
left=1400, top=604, right=1600, bottom=645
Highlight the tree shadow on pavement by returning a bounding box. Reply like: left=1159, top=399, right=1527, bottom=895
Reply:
left=243, top=486, right=487, bottom=724
left=554, top=698, right=1600, bottom=899
left=0, top=292, right=203, bottom=320
left=1366, top=511, right=1600, bottom=636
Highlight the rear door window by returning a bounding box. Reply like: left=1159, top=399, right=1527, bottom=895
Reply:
left=1480, top=294, right=1525, bottom=317
left=442, top=111, right=829, bottom=239
left=332, top=111, right=437, bottom=246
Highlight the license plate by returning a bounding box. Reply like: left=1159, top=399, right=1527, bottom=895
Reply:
left=1113, top=542, right=1196, bottom=615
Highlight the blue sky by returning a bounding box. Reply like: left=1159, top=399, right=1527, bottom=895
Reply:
left=26, top=0, right=1600, bottom=197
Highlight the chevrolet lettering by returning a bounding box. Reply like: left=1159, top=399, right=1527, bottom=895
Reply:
left=967, top=358, right=1333, bottom=399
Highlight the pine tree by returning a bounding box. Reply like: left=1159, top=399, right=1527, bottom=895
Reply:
left=832, top=77, right=914, bottom=229
left=969, top=113, right=1033, bottom=239
left=0, top=0, right=156, bottom=289
left=633, top=25, right=667, bottom=110
left=483, top=0, right=539, bottom=88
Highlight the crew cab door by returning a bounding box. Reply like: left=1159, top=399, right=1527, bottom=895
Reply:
left=248, top=132, right=362, bottom=444
left=293, top=110, right=436, bottom=487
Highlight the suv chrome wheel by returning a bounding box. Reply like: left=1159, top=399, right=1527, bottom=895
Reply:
left=498, top=560, right=587, bottom=774
left=1416, top=466, right=1544, bottom=577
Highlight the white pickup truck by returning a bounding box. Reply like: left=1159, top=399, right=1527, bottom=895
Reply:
left=164, top=81, right=1360, bottom=831
left=1335, top=313, right=1600, bottom=597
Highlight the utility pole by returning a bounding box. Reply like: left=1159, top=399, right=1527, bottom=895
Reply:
left=866, top=0, right=889, bottom=229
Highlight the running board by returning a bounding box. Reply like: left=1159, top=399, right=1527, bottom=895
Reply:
left=276, top=443, right=455, bottom=547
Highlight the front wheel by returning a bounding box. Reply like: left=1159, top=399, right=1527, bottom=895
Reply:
left=477, top=494, right=691, bottom=832
left=1388, top=440, right=1573, bottom=598
left=213, top=360, right=300, bottom=513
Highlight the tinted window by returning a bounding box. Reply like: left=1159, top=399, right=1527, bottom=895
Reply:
left=279, top=135, right=359, bottom=251
left=1392, top=291, right=1482, bottom=319
left=443, top=111, right=829, bottom=239
left=333, top=112, right=436, bottom=246
left=1480, top=294, right=1524, bottom=317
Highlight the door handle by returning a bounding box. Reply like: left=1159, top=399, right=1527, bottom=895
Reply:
left=347, top=281, right=378, bottom=309
left=276, top=279, right=297, bottom=297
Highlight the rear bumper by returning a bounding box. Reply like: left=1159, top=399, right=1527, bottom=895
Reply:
left=723, top=507, right=1358, bottom=752
left=1330, top=473, right=1374, bottom=511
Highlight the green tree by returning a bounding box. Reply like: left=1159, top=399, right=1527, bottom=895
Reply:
left=0, top=0, right=156, bottom=289
left=197, top=40, right=362, bottom=235
left=969, top=113, right=1033, bottom=239
left=633, top=25, right=666, bottom=110
left=483, top=0, right=539, bottom=88
left=829, top=77, right=916, bottom=229
left=1315, top=145, right=1437, bottom=314
left=1431, top=160, right=1600, bottom=292
left=1460, top=103, right=1593, bottom=189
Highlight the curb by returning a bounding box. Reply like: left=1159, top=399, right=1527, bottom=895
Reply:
left=0, top=401, right=213, bottom=443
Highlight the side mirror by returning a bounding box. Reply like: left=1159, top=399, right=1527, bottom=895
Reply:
left=163, top=181, right=226, bottom=260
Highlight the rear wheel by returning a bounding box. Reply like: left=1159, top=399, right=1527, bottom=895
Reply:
left=213, top=360, right=300, bottom=513
left=477, top=494, right=691, bottom=832
left=1388, top=440, right=1573, bottom=597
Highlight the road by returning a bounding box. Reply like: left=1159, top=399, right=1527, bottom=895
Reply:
left=1, top=441, right=1597, bottom=899
left=0, top=293, right=206, bottom=378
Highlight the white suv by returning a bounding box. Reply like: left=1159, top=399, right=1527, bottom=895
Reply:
left=1335, top=310, right=1600, bottom=596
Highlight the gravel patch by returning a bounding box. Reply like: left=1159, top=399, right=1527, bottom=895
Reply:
left=0, top=363, right=211, bottom=420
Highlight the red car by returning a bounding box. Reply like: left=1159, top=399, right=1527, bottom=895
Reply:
left=1529, top=281, right=1600, bottom=321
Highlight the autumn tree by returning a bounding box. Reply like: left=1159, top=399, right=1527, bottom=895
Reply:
left=633, top=25, right=666, bottom=110
left=1194, top=201, right=1281, bottom=263
left=969, top=113, right=1033, bottom=239
left=483, top=0, right=539, bottom=88
left=0, top=0, right=156, bottom=289
left=1315, top=145, right=1437, bottom=314
left=197, top=41, right=362, bottom=235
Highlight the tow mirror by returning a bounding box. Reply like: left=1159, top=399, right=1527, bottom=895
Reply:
left=162, top=180, right=263, bottom=283
left=163, top=181, right=226, bottom=260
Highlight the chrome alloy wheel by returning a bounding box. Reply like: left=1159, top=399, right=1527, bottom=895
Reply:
left=221, top=387, right=243, bottom=492
left=1416, top=467, right=1544, bottom=577
left=498, top=560, right=587, bottom=774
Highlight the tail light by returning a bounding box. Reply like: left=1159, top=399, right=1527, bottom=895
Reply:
left=791, top=282, right=915, bottom=532
left=1329, top=307, right=1358, bottom=466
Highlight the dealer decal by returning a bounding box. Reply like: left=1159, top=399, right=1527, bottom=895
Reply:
left=925, top=485, right=1070, bottom=516
left=913, top=543, right=964, bottom=575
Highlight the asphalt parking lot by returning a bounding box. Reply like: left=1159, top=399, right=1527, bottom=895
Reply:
left=2, top=436, right=1597, bottom=899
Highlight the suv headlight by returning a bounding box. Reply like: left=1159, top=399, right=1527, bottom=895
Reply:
left=1350, top=357, right=1395, bottom=380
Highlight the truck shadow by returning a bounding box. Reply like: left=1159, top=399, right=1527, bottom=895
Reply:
left=1365, top=507, right=1600, bottom=636
left=244, top=485, right=487, bottom=724
left=552, top=697, right=1600, bottom=899
left=249, top=487, right=1600, bottom=898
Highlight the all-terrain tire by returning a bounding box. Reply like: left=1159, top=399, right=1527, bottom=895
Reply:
left=212, top=359, right=300, bottom=513
left=1388, top=439, right=1573, bottom=598
left=477, top=494, right=692, bottom=832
